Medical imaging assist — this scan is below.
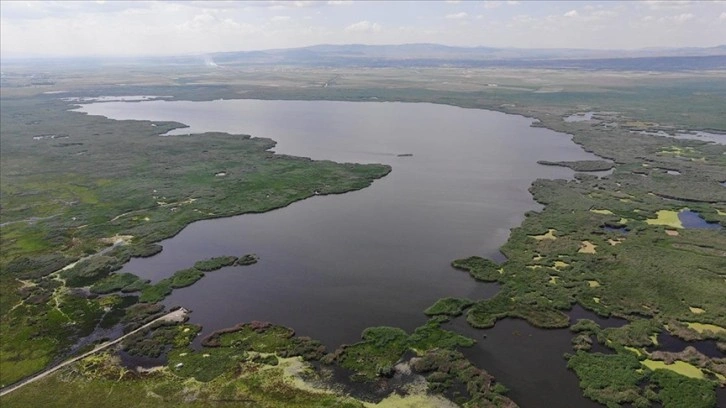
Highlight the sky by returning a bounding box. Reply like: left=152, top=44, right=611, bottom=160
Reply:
left=1, top=0, right=725, bottom=58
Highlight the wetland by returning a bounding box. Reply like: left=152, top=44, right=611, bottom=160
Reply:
left=2, top=65, right=725, bottom=408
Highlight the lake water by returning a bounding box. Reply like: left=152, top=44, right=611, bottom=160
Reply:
left=78, top=99, right=607, bottom=407
left=679, top=210, right=723, bottom=230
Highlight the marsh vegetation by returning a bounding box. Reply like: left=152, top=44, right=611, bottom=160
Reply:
left=1, top=63, right=725, bottom=407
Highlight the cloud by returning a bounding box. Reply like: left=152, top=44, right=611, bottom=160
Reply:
left=344, top=20, right=381, bottom=33
left=720, top=12, right=726, bottom=22
left=271, top=15, right=291, bottom=22
left=659, top=13, right=694, bottom=24
left=672, top=13, right=694, bottom=23
left=327, top=1, right=353, bottom=5
left=564, top=10, right=578, bottom=18
left=644, top=1, right=692, bottom=10
left=446, top=12, right=468, bottom=19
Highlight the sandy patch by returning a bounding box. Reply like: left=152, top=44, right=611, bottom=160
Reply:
left=665, top=229, right=679, bottom=236
left=530, top=229, right=557, bottom=240
left=100, top=234, right=134, bottom=245
left=689, top=307, right=705, bottom=314
left=590, top=209, right=614, bottom=215
left=686, top=322, right=726, bottom=336
left=578, top=241, right=597, bottom=254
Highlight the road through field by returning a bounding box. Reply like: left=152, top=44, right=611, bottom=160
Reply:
left=0, top=308, right=188, bottom=397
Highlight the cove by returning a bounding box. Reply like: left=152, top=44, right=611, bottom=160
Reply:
left=78, top=99, right=603, bottom=406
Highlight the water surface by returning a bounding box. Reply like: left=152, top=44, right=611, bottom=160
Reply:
left=78, top=99, right=605, bottom=406
left=679, top=210, right=722, bottom=230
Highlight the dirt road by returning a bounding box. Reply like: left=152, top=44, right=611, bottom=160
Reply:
left=0, top=307, right=188, bottom=397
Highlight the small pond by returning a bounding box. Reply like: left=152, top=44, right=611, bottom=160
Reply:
left=679, top=210, right=722, bottom=230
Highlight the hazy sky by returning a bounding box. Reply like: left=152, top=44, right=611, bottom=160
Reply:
left=1, top=1, right=725, bottom=57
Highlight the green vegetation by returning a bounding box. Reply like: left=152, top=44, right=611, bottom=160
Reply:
left=330, top=319, right=475, bottom=381
left=193, top=256, right=238, bottom=271
left=236, top=253, right=259, bottom=266
left=452, top=257, right=502, bottom=282
left=424, top=297, right=474, bottom=317
left=537, top=160, right=614, bottom=172
left=598, top=319, right=661, bottom=348
left=650, top=370, right=717, bottom=408
left=89, top=273, right=145, bottom=294
left=0, top=353, right=365, bottom=408
left=2, top=63, right=726, bottom=406
left=138, top=268, right=203, bottom=303
left=1, top=319, right=508, bottom=407
left=411, top=348, right=513, bottom=407
left=61, top=256, right=124, bottom=288
left=567, top=351, right=718, bottom=408
left=567, top=351, right=651, bottom=407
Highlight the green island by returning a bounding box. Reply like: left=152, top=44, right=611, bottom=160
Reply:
left=1, top=59, right=725, bottom=407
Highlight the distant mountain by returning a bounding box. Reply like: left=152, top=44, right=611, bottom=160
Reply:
left=207, top=43, right=726, bottom=66
left=4, top=44, right=725, bottom=71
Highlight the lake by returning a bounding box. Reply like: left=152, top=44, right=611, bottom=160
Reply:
left=77, top=99, right=605, bottom=407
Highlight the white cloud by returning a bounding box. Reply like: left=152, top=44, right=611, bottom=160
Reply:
left=327, top=1, right=353, bottom=5
left=564, top=10, right=578, bottom=18
left=673, top=13, right=694, bottom=23
left=644, top=1, right=692, bottom=10
left=293, top=1, right=316, bottom=7
left=659, top=13, right=694, bottom=24
left=271, top=15, right=291, bottom=22
left=446, top=12, right=468, bottom=19
left=344, top=20, right=381, bottom=33
left=720, top=12, right=726, bottom=22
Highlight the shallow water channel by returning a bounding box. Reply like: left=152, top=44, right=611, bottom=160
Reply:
left=79, top=99, right=610, bottom=407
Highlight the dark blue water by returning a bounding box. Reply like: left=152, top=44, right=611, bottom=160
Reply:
left=602, top=225, right=629, bottom=234
left=679, top=210, right=722, bottom=230
left=649, top=332, right=723, bottom=358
